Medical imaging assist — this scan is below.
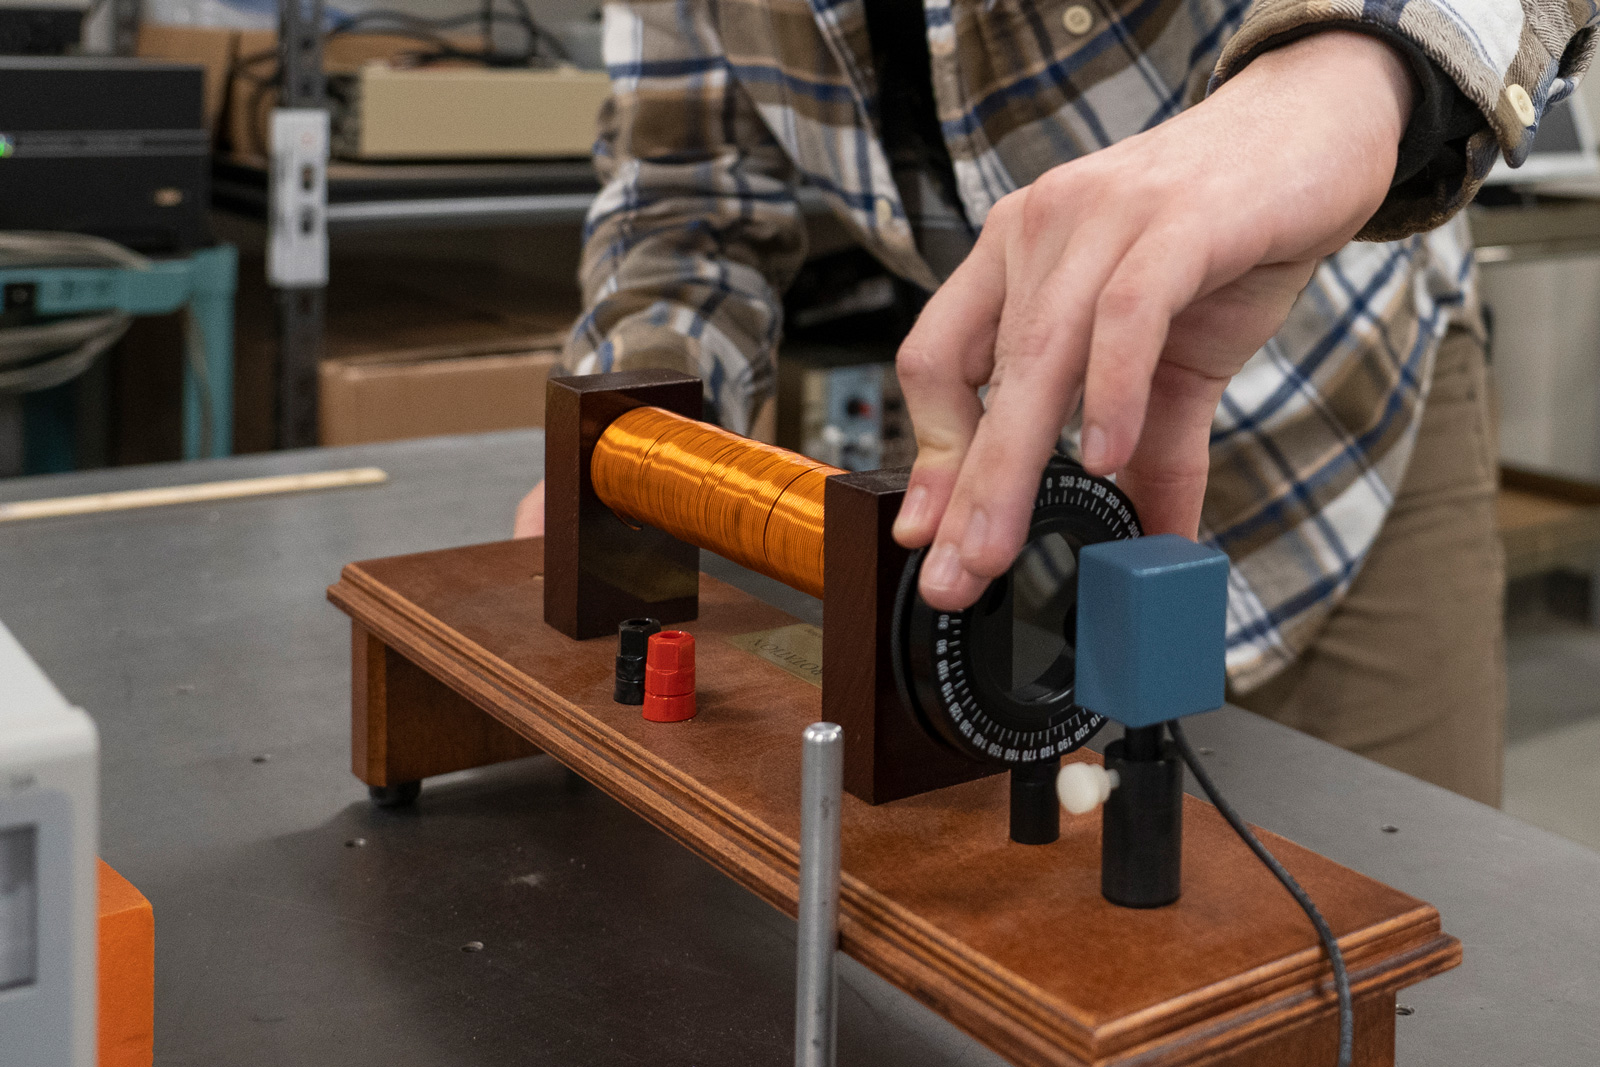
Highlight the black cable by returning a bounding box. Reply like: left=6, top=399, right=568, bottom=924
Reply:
left=503, top=0, right=570, bottom=61
left=1167, top=720, right=1353, bottom=1067
left=234, top=47, right=282, bottom=74
left=325, top=19, right=487, bottom=59
left=232, top=1, right=578, bottom=152
left=242, top=70, right=281, bottom=160
left=326, top=4, right=567, bottom=65
left=247, top=4, right=573, bottom=73
left=327, top=9, right=527, bottom=38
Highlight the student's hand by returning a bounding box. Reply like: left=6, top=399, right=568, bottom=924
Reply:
left=514, top=480, right=545, bottom=538
left=891, top=30, right=1415, bottom=610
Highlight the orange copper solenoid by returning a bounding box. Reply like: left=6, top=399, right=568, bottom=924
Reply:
left=590, top=407, right=840, bottom=599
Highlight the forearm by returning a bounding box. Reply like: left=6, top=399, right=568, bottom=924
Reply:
left=1215, top=0, right=1600, bottom=238
left=1216, top=29, right=1415, bottom=222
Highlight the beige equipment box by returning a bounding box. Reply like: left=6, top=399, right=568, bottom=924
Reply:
left=330, top=63, right=611, bottom=161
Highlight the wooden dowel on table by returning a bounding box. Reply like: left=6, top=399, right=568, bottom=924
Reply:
left=0, top=467, right=388, bottom=523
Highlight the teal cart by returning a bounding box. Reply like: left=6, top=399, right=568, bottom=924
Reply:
left=0, top=243, right=238, bottom=466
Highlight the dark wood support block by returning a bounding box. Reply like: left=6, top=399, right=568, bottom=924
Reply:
left=329, top=538, right=1459, bottom=1066
left=823, top=468, right=993, bottom=803
left=351, top=620, right=540, bottom=787
left=543, top=369, right=703, bottom=640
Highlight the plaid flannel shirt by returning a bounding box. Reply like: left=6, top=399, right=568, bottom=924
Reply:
left=563, top=0, right=1600, bottom=691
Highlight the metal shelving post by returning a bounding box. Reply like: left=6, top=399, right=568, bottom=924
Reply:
left=110, top=0, right=142, bottom=55
left=270, top=0, right=328, bottom=449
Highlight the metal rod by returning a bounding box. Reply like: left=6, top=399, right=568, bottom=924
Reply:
left=796, top=722, right=843, bottom=1067
left=278, top=0, right=327, bottom=108
left=324, top=193, right=598, bottom=227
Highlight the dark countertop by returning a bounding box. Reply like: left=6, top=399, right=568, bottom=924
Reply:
left=1, top=430, right=1596, bottom=1066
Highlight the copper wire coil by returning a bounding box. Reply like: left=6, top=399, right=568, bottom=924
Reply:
left=591, top=407, right=841, bottom=598
left=764, top=466, right=829, bottom=592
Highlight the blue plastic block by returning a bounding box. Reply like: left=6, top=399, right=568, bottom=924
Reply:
left=1074, top=535, right=1229, bottom=728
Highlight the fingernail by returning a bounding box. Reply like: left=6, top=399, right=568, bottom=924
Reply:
left=923, top=543, right=961, bottom=592
left=1082, top=424, right=1108, bottom=470
left=961, top=507, right=989, bottom=558
left=895, top=485, right=929, bottom=537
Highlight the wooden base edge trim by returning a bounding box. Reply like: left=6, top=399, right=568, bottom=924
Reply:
left=1102, top=935, right=1459, bottom=1066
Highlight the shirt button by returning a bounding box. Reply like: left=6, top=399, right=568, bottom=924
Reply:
left=1504, top=83, right=1537, bottom=127
left=1062, top=4, right=1094, bottom=35
left=874, top=195, right=895, bottom=229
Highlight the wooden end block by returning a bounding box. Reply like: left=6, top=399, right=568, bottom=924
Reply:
left=823, top=468, right=994, bottom=804
left=544, top=370, right=704, bottom=640
left=98, top=859, right=153, bottom=1067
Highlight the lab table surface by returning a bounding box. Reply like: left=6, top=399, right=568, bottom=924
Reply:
left=1, top=430, right=1596, bottom=1066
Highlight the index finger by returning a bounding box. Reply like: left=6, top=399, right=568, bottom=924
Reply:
left=892, top=231, right=1007, bottom=549
left=924, top=217, right=1137, bottom=605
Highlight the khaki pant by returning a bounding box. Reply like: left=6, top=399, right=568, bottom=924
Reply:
left=1232, top=325, right=1507, bottom=806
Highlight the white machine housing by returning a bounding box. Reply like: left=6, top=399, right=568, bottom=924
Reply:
left=0, top=619, right=97, bottom=1067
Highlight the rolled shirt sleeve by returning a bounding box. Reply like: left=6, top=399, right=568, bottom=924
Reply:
left=562, top=0, right=808, bottom=435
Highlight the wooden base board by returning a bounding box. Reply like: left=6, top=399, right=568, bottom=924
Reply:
left=327, top=537, right=1460, bottom=1067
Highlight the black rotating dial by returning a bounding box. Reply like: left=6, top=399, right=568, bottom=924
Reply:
left=893, top=455, right=1142, bottom=767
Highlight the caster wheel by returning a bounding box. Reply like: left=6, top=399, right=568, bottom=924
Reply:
left=369, top=780, right=421, bottom=808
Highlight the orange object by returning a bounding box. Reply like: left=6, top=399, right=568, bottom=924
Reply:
left=591, top=407, right=840, bottom=598
left=98, top=859, right=154, bottom=1067
left=643, top=631, right=698, bottom=722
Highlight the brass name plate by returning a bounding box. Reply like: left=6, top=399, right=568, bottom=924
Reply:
left=725, top=623, right=823, bottom=689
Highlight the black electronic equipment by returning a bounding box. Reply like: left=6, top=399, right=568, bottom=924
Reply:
left=0, top=57, right=211, bottom=252
left=0, top=6, right=83, bottom=55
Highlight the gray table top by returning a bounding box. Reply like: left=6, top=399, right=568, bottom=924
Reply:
left=2, top=431, right=1596, bottom=1067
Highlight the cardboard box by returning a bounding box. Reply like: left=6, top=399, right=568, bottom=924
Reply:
left=318, top=335, right=564, bottom=446
left=135, top=24, right=234, bottom=134
left=228, top=245, right=584, bottom=454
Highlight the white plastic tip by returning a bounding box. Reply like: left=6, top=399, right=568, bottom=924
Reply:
left=1057, top=762, right=1118, bottom=815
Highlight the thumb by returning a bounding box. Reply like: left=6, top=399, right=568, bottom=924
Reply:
left=514, top=481, right=546, bottom=539
left=1114, top=361, right=1229, bottom=539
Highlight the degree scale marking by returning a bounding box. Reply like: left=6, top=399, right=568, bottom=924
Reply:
left=910, top=463, right=1141, bottom=766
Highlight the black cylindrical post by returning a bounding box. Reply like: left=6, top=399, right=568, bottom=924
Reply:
left=1009, top=757, right=1061, bottom=845
left=1101, top=725, right=1182, bottom=907
left=614, top=617, right=661, bottom=704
